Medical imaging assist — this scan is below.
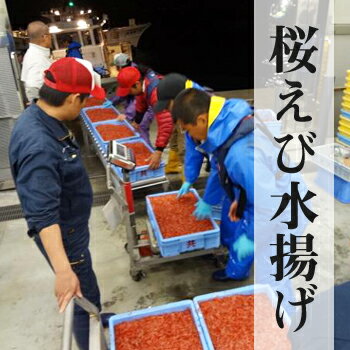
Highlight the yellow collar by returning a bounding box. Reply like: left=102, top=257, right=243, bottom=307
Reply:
left=208, top=96, right=225, bottom=129
left=185, top=80, right=194, bottom=89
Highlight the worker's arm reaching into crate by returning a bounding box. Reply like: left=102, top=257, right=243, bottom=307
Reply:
left=172, top=90, right=255, bottom=282
left=178, top=132, right=225, bottom=219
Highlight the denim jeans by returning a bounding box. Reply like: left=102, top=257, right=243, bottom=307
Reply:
left=34, top=227, right=101, bottom=350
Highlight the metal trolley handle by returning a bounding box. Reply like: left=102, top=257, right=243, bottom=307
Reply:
left=61, top=297, right=108, bottom=350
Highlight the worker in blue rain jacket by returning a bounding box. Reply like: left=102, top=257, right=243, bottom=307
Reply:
left=102, top=53, right=137, bottom=121
left=172, top=87, right=311, bottom=317
left=172, top=90, right=312, bottom=325
left=154, top=73, right=223, bottom=216
left=179, top=133, right=225, bottom=218
left=62, top=35, right=83, bottom=59
left=172, top=88, right=255, bottom=282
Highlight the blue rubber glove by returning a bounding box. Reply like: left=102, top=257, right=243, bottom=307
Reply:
left=193, top=199, right=212, bottom=220
left=233, top=234, right=254, bottom=262
left=177, top=182, right=191, bottom=198
left=102, top=100, right=113, bottom=108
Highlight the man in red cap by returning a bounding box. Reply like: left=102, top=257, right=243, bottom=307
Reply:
left=116, top=65, right=174, bottom=169
left=9, top=58, right=111, bottom=350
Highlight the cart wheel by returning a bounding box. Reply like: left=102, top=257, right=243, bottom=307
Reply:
left=214, top=254, right=227, bottom=269
left=130, top=270, right=145, bottom=282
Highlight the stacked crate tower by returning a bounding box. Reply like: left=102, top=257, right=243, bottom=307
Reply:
left=337, top=70, right=350, bottom=146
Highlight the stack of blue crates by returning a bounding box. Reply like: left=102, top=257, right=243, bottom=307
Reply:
left=80, top=105, right=166, bottom=182
left=108, top=284, right=288, bottom=349
left=80, top=105, right=121, bottom=129
left=80, top=106, right=139, bottom=155
left=337, top=109, right=350, bottom=146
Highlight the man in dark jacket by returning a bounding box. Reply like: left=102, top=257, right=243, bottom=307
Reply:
left=9, top=57, right=108, bottom=350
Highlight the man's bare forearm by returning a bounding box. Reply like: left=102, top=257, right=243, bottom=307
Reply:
left=39, top=224, right=71, bottom=274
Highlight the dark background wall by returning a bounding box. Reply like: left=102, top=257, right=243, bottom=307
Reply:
left=6, top=0, right=253, bottom=91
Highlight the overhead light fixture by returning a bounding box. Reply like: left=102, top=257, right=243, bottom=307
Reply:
left=80, top=10, right=84, bottom=15
left=67, top=18, right=71, bottom=22
left=49, top=26, right=62, bottom=33
left=54, top=10, right=60, bottom=16
left=88, top=9, right=92, bottom=14
left=77, top=20, right=88, bottom=28
left=96, top=17, right=100, bottom=20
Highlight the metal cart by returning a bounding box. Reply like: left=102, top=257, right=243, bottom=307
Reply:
left=106, top=141, right=227, bottom=281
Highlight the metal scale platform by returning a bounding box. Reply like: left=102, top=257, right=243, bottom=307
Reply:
left=80, top=111, right=170, bottom=191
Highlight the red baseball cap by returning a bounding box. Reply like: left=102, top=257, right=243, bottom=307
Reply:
left=44, top=57, right=106, bottom=99
left=116, top=66, right=141, bottom=97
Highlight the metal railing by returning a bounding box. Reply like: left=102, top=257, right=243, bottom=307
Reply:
left=61, top=297, right=108, bottom=350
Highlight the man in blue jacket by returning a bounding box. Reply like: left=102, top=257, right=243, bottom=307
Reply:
left=154, top=73, right=223, bottom=218
left=172, top=88, right=254, bottom=281
left=63, top=35, right=83, bottom=59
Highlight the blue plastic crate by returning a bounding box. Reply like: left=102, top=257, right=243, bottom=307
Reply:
left=80, top=110, right=91, bottom=130
left=316, top=167, right=350, bottom=203
left=81, top=105, right=121, bottom=129
left=111, top=138, right=165, bottom=182
left=146, top=189, right=220, bottom=257
left=340, top=110, right=350, bottom=122
left=337, top=132, right=350, bottom=147
left=312, top=143, right=350, bottom=203
left=193, top=284, right=291, bottom=350
left=108, top=300, right=208, bottom=350
left=341, top=109, right=350, bottom=119
left=80, top=105, right=137, bottom=156
left=88, top=119, right=140, bottom=154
